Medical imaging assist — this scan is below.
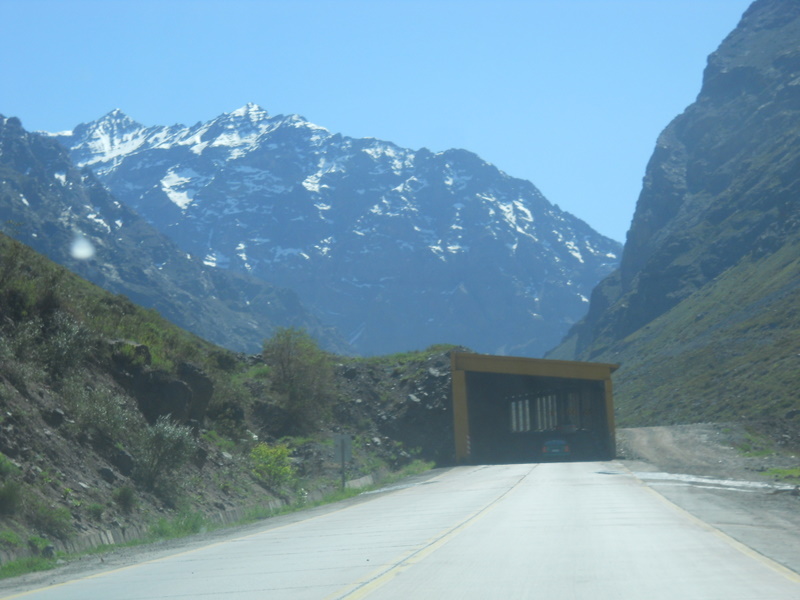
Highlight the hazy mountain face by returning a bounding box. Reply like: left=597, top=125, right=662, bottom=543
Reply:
left=53, top=106, right=620, bottom=357
left=552, top=0, right=800, bottom=360
left=0, top=115, right=343, bottom=353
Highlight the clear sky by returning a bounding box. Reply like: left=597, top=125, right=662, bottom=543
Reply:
left=3, top=0, right=752, bottom=242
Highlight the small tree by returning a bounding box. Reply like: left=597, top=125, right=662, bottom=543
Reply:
left=262, top=328, right=333, bottom=433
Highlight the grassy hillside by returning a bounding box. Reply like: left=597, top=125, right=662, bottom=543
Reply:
left=0, top=233, right=451, bottom=571
left=591, top=239, right=799, bottom=429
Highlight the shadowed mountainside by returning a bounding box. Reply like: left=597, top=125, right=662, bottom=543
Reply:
left=549, top=0, right=800, bottom=430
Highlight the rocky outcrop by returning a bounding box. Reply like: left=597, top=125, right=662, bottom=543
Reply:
left=333, top=349, right=456, bottom=464
left=108, top=340, right=213, bottom=425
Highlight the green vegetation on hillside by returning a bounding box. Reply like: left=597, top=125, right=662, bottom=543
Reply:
left=0, top=233, right=447, bottom=571
left=603, top=239, right=800, bottom=429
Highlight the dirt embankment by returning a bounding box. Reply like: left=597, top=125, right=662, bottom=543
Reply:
left=617, top=422, right=800, bottom=483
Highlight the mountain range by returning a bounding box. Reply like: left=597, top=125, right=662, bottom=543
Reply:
left=50, top=106, right=621, bottom=356
left=0, top=115, right=343, bottom=354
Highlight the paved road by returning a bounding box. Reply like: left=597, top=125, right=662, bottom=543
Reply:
left=3, top=462, right=799, bottom=599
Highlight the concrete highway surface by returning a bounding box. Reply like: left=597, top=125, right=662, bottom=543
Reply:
left=3, top=462, right=799, bottom=599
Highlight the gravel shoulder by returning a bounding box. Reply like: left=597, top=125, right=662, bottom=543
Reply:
left=617, top=423, right=800, bottom=576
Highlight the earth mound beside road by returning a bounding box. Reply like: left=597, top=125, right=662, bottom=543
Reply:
left=617, top=423, right=800, bottom=483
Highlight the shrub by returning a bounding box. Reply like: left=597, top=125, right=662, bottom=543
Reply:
left=27, top=535, right=50, bottom=553
left=0, top=482, right=22, bottom=515
left=247, top=365, right=272, bottom=380
left=201, top=429, right=237, bottom=453
left=133, top=416, right=197, bottom=493
left=0, top=454, right=22, bottom=515
left=149, top=511, right=206, bottom=540
left=0, top=555, right=56, bottom=579
left=113, top=486, right=136, bottom=513
left=250, top=443, right=296, bottom=490
left=2, top=307, right=92, bottom=381
left=7, top=318, right=43, bottom=363
left=60, top=378, right=138, bottom=443
left=0, top=530, right=22, bottom=549
left=39, top=311, right=92, bottom=378
left=87, top=503, right=104, bottom=521
left=0, top=453, right=19, bottom=479
left=26, top=499, right=72, bottom=539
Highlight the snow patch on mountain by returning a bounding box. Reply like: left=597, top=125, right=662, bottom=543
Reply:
left=161, top=167, right=203, bottom=209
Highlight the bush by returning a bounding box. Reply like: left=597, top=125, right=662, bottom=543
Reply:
left=0, top=453, right=19, bottom=479
left=39, top=311, right=92, bottom=378
left=2, top=306, right=92, bottom=381
left=6, top=318, right=43, bottom=364
left=0, top=482, right=22, bottom=515
left=250, top=443, right=296, bottom=490
left=133, top=416, right=197, bottom=493
left=113, top=486, right=136, bottom=513
left=87, top=503, right=104, bottom=521
left=60, top=378, right=138, bottom=443
left=201, top=429, right=237, bottom=453
left=0, top=555, right=56, bottom=579
left=0, top=335, right=43, bottom=394
left=149, top=511, right=206, bottom=540
left=0, top=454, right=22, bottom=515
left=0, top=530, right=22, bottom=549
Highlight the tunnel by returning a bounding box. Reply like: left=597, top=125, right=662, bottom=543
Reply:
left=451, top=352, right=618, bottom=464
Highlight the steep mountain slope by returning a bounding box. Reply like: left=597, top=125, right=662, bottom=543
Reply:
left=0, top=115, right=344, bottom=353
left=0, top=231, right=451, bottom=564
left=549, top=0, right=800, bottom=427
left=52, top=107, right=621, bottom=357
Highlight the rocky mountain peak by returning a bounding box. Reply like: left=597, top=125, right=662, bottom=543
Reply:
left=229, top=102, right=269, bottom=120
left=0, top=115, right=345, bottom=354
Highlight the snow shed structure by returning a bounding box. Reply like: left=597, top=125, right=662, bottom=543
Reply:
left=451, top=352, right=619, bottom=464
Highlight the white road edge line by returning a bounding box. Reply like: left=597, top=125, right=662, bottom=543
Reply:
left=619, top=461, right=800, bottom=584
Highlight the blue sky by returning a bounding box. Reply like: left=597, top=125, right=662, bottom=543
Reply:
left=3, top=0, right=751, bottom=242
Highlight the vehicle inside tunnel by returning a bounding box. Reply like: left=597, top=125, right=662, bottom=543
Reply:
left=451, top=352, right=618, bottom=464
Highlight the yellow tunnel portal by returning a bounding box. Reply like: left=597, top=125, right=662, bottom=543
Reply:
left=451, top=352, right=618, bottom=464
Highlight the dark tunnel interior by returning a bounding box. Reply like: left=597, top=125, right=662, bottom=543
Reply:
left=465, top=371, right=611, bottom=464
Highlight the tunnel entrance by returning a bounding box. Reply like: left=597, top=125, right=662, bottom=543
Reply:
left=451, top=352, right=618, bottom=464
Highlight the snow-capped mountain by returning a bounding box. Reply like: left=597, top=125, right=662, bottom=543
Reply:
left=52, top=104, right=621, bottom=356
left=0, top=114, right=344, bottom=354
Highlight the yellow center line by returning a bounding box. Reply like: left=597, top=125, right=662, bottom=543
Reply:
left=327, top=464, right=539, bottom=600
